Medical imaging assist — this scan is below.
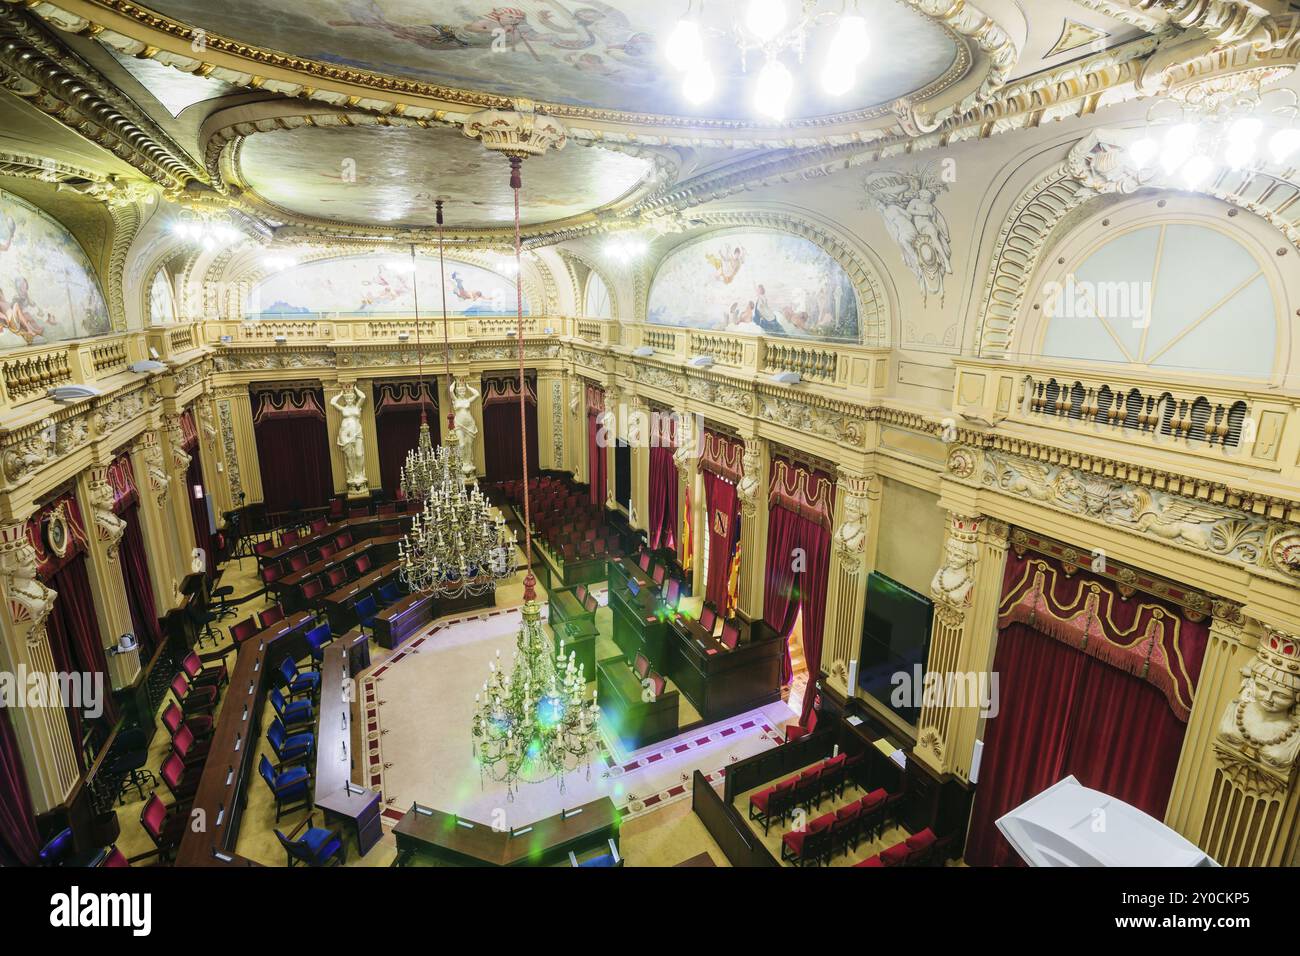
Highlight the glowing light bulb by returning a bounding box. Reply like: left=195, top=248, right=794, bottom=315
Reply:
left=1268, top=127, right=1300, bottom=163
left=1181, top=154, right=1213, bottom=188
left=1128, top=137, right=1159, bottom=169
left=1160, top=123, right=1198, bottom=175
left=828, top=15, right=869, bottom=65
left=821, top=59, right=855, bottom=96
left=746, top=0, right=787, bottom=43
left=682, top=63, right=715, bottom=104
left=1225, top=117, right=1262, bottom=169
left=754, top=59, right=792, bottom=120
left=666, top=19, right=703, bottom=72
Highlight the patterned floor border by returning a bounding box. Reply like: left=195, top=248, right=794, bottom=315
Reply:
left=360, top=603, right=786, bottom=828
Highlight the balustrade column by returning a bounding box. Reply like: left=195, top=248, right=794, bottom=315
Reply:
left=735, top=431, right=769, bottom=619
left=914, top=511, right=1009, bottom=780
left=0, top=520, right=80, bottom=810
left=73, top=464, right=139, bottom=689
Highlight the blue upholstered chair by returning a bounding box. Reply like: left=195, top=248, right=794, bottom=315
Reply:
left=568, top=839, right=622, bottom=867
left=275, top=816, right=347, bottom=867
left=269, top=687, right=314, bottom=730
left=376, top=582, right=402, bottom=607
left=279, top=657, right=321, bottom=701
left=267, top=716, right=314, bottom=764
left=305, top=623, right=334, bottom=667
left=258, top=753, right=312, bottom=822
left=353, top=594, right=379, bottom=639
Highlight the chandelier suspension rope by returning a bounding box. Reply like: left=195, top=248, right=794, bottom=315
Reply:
left=510, top=156, right=533, bottom=569
left=436, top=199, right=454, bottom=432
left=409, top=240, right=427, bottom=426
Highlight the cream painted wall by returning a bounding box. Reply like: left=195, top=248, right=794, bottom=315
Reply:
left=873, top=476, right=946, bottom=595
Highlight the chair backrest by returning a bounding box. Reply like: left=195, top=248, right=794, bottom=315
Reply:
left=232, top=616, right=259, bottom=644
left=378, top=503, right=397, bottom=516
left=306, top=623, right=331, bottom=654
left=319, top=542, right=337, bottom=559
left=254, top=539, right=274, bottom=556
left=664, top=578, right=681, bottom=609
left=699, top=604, right=717, bottom=633
left=326, top=567, right=347, bottom=588
left=582, top=593, right=598, bottom=613
left=161, top=701, right=183, bottom=737
left=140, top=793, right=167, bottom=842
left=160, top=752, right=185, bottom=789
left=302, top=578, right=324, bottom=601
left=261, top=562, right=282, bottom=584
left=270, top=687, right=288, bottom=715
left=378, top=582, right=400, bottom=604
left=281, top=529, right=300, bottom=546
left=170, top=673, right=191, bottom=700
left=259, top=604, right=286, bottom=629
left=720, top=621, right=740, bottom=649
left=574, top=584, right=587, bottom=603
left=355, top=594, right=378, bottom=621
left=335, top=532, right=353, bottom=549
left=102, top=846, right=129, bottom=868
left=310, top=517, right=329, bottom=533
left=652, top=564, right=666, bottom=585
left=638, top=551, right=652, bottom=571
left=288, top=553, right=309, bottom=572
left=648, top=672, right=666, bottom=700
left=181, top=650, right=202, bottom=679
left=278, top=657, right=298, bottom=685
left=354, top=554, right=372, bottom=576
left=258, top=754, right=276, bottom=790
left=172, top=723, right=196, bottom=759
left=329, top=498, right=345, bottom=518
left=266, top=719, right=286, bottom=754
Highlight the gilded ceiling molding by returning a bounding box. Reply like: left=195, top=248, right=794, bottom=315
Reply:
left=104, top=199, right=139, bottom=330
left=647, top=211, right=891, bottom=347
left=4, top=0, right=985, bottom=144
left=1068, top=0, right=1168, bottom=33
left=0, top=6, right=202, bottom=191
left=974, top=124, right=1300, bottom=357
left=0, top=151, right=154, bottom=205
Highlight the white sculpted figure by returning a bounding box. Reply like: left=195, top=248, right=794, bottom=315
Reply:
left=331, top=384, right=368, bottom=494
left=835, top=493, right=869, bottom=568
left=450, top=378, right=481, bottom=477
left=931, top=529, right=978, bottom=609
left=1217, top=628, right=1300, bottom=776
left=2, top=537, right=57, bottom=641
left=89, top=477, right=127, bottom=558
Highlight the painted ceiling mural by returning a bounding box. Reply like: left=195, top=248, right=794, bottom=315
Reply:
left=648, top=231, right=860, bottom=342
left=0, top=188, right=111, bottom=350
left=137, top=0, right=960, bottom=120
left=239, top=125, right=654, bottom=229
left=247, top=254, right=529, bottom=316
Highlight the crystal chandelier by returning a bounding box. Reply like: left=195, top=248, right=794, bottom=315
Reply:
left=398, top=452, right=517, bottom=597
left=665, top=0, right=869, bottom=119
left=471, top=154, right=600, bottom=797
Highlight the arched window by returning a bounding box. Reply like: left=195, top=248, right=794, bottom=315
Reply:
left=584, top=270, right=612, bottom=319
left=148, top=268, right=177, bottom=325
left=1038, top=222, right=1277, bottom=380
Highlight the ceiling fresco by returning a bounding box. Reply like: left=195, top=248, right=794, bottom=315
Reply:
left=237, top=124, right=656, bottom=229
left=134, top=0, right=963, bottom=121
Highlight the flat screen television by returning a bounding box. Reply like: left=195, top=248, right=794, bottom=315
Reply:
left=857, top=571, right=934, bottom=727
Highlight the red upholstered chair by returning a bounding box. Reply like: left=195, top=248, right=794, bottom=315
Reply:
left=879, top=839, right=913, bottom=867
left=663, top=578, right=681, bottom=610
left=831, top=799, right=864, bottom=858
left=853, top=855, right=884, bottom=867
left=231, top=615, right=259, bottom=646
left=354, top=554, right=372, bottom=577
left=792, top=767, right=823, bottom=812
left=171, top=723, right=210, bottom=769
left=785, top=706, right=819, bottom=743
left=647, top=672, right=666, bottom=700
left=301, top=577, right=325, bottom=604
left=638, top=551, right=652, bottom=572
left=170, top=672, right=217, bottom=716
left=651, top=564, right=666, bottom=586
left=582, top=593, right=598, bottom=614
left=288, top=552, right=309, bottom=573
left=310, top=517, right=330, bottom=533
left=699, top=604, right=717, bottom=635
left=254, top=539, right=275, bottom=559
left=282, top=529, right=302, bottom=547
left=259, top=604, right=287, bottom=630
left=325, top=567, right=348, bottom=589
left=720, top=620, right=740, bottom=650
left=857, top=788, right=889, bottom=845
left=318, top=542, right=337, bottom=560
left=562, top=543, right=577, bottom=563
left=159, top=751, right=200, bottom=803
left=902, top=828, right=940, bottom=867
left=584, top=526, right=598, bottom=542
left=161, top=699, right=212, bottom=742
left=781, top=812, right=834, bottom=866
left=260, top=562, right=283, bottom=588
left=574, top=584, right=588, bottom=603
left=329, top=498, right=345, bottom=520
left=820, top=753, right=847, bottom=802
left=335, top=532, right=353, bottom=549
left=633, top=652, right=650, bottom=680
left=579, top=540, right=595, bottom=560
left=139, top=792, right=186, bottom=862
left=748, top=778, right=796, bottom=835
left=181, top=649, right=227, bottom=691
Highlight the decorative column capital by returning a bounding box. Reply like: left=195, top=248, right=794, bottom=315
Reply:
left=833, top=470, right=874, bottom=575
left=462, top=102, right=568, bottom=157
left=1214, top=623, right=1300, bottom=797
left=86, top=465, right=127, bottom=560
left=133, top=430, right=171, bottom=506
left=162, top=412, right=191, bottom=472
left=0, top=523, right=56, bottom=647
left=930, top=512, right=984, bottom=611
left=736, top=434, right=764, bottom=520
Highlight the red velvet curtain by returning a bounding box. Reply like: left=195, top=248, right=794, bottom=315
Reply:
left=376, top=407, right=438, bottom=499
left=0, top=705, right=39, bottom=866
left=483, top=399, right=539, bottom=483
left=119, top=503, right=161, bottom=660
left=45, top=552, right=119, bottom=765
left=587, top=411, right=607, bottom=507
left=185, top=453, right=214, bottom=577
left=254, top=414, right=333, bottom=515
left=762, top=499, right=832, bottom=726
left=964, top=622, right=1193, bottom=866
left=647, top=443, right=678, bottom=553
left=703, top=471, right=739, bottom=609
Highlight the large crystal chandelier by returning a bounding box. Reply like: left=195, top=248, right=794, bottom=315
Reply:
left=398, top=202, right=518, bottom=597
left=665, top=0, right=869, bottom=119
left=472, top=154, right=599, bottom=797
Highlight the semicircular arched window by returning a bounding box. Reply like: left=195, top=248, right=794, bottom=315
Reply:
left=1039, top=223, right=1277, bottom=379
left=584, top=271, right=612, bottom=319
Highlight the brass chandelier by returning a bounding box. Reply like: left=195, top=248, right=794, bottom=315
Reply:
left=398, top=203, right=517, bottom=599
left=472, top=155, right=600, bottom=797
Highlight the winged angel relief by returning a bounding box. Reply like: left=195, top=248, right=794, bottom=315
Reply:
left=861, top=163, right=953, bottom=306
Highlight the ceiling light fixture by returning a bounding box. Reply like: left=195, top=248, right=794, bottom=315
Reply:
left=605, top=236, right=647, bottom=263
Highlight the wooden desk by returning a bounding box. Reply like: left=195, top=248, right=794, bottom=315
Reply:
left=608, top=556, right=654, bottom=591
left=174, top=611, right=315, bottom=866
left=321, top=559, right=400, bottom=634
left=607, top=580, right=671, bottom=670
left=372, top=589, right=496, bottom=650
left=313, top=640, right=382, bottom=857
left=261, top=514, right=407, bottom=566
left=548, top=586, right=593, bottom=631
left=392, top=796, right=620, bottom=867
left=667, top=613, right=782, bottom=723
left=553, top=617, right=598, bottom=683
left=596, top=656, right=680, bottom=752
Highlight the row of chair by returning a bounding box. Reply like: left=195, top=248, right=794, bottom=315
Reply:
left=780, top=788, right=894, bottom=866
left=747, top=752, right=862, bottom=834
left=853, top=827, right=945, bottom=867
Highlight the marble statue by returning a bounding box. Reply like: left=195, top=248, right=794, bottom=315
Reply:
left=931, top=523, right=978, bottom=609
left=1217, top=628, right=1300, bottom=776
left=450, top=377, right=481, bottom=478
left=835, top=492, right=869, bottom=569
left=89, top=476, right=127, bottom=559
left=1, top=534, right=57, bottom=642
left=331, top=384, right=369, bottom=495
